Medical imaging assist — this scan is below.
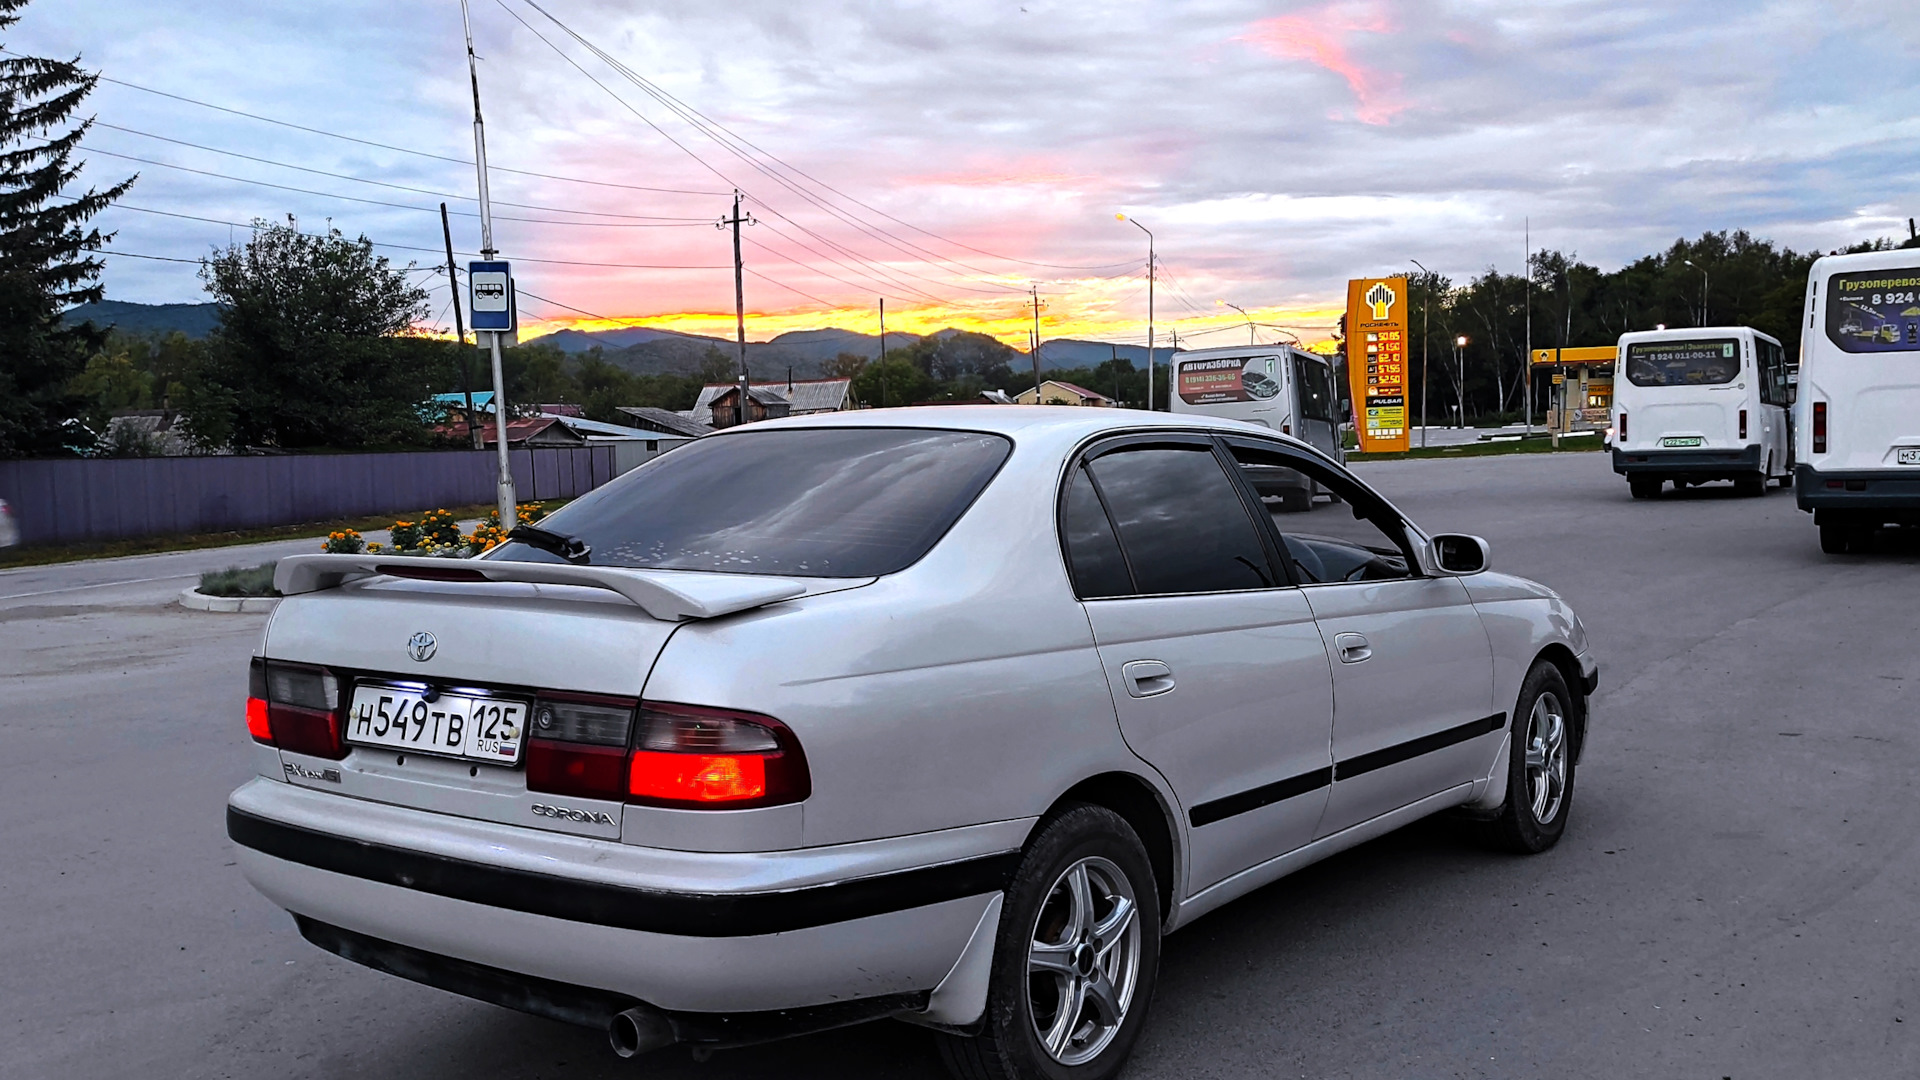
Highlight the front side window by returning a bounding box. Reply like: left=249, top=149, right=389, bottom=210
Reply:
left=490, top=428, right=1010, bottom=577
left=1082, top=444, right=1275, bottom=595
left=1624, top=338, right=1742, bottom=387
left=1224, top=442, right=1415, bottom=585
left=1825, top=269, right=1920, bottom=353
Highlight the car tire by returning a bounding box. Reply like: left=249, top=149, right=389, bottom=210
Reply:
left=937, top=805, right=1161, bottom=1080
left=1480, top=662, right=1578, bottom=855
left=1628, top=476, right=1661, bottom=500
left=1735, top=475, right=1767, bottom=497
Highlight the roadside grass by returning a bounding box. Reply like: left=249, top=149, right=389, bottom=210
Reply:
left=1350, top=435, right=1606, bottom=462
left=198, top=562, right=279, bottom=597
left=0, top=499, right=569, bottom=571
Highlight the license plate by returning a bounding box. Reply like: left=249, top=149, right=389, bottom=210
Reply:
left=1661, top=436, right=1704, bottom=448
left=345, top=683, right=527, bottom=764
left=1899, top=448, right=1920, bottom=465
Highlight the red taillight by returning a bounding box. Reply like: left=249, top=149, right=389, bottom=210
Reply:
left=1739, top=409, right=1748, bottom=440
left=526, top=741, right=629, bottom=801
left=248, top=657, right=346, bottom=759
left=521, top=697, right=807, bottom=809
left=1813, top=401, right=1827, bottom=453
left=1618, top=413, right=1627, bottom=440
left=1281, top=422, right=1291, bottom=435
left=629, top=751, right=767, bottom=803
left=624, top=703, right=809, bottom=809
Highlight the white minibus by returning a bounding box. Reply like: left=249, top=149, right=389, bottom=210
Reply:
left=1610, top=326, right=1794, bottom=499
left=1793, top=250, right=1920, bottom=553
left=1170, top=345, right=1344, bottom=510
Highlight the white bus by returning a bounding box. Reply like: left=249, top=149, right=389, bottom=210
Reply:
left=1609, top=325, right=1794, bottom=499
left=1170, top=345, right=1345, bottom=511
left=1793, top=250, right=1920, bottom=553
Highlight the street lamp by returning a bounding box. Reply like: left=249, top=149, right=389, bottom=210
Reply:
left=1217, top=300, right=1256, bottom=345
left=1454, top=334, right=1469, bottom=428
left=1683, top=259, right=1710, bottom=326
left=1410, top=259, right=1432, bottom=448
left=1117, top=214, right=1155, bottom=410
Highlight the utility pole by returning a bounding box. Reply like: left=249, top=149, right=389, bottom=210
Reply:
left=878, top=297, right=887, bottom=363
left=461, top=0, right=515, bottom=529
left=1411, top=258, right=1432, bottom=448
left=1118, top=214, right=1154, bottom=410
left=1524, top=219, right=1533, bottom=433
left=719, top=190, right=756, bottom=426
left=1031, top=285, right=1043, bottom=403
left=441, top=203, right=481, bottom=450
left=1455, top=335, right=1469, bottom=428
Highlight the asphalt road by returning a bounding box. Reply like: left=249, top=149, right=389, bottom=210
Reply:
left=4, top=451, right=1917, bottom=1079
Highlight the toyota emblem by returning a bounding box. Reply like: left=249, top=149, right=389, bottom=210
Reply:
left=407, top=631, right=438, bottom=663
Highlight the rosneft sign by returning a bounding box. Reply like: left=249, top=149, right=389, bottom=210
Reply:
left=1345, top=277, right=1410, bottom=453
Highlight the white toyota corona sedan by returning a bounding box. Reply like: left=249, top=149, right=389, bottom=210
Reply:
left=230, top=406, right=1597, bottom=1079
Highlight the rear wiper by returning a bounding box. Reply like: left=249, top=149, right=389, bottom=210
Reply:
left=505, top=525, right=591, bottom=564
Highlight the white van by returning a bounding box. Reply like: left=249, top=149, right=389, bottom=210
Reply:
left=1609, top=326, right=1794, bottom=499
left=1793, top=250, right=1920, bottom=552
left=1170, top=345, right=1345, bottom=510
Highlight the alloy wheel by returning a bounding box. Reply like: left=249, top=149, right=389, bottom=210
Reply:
left=1026, top=855, right=1142, bottom=1066
left=1525, top=691, right=1569, bottom=824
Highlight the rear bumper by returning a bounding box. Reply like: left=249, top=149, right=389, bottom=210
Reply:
left=1612, top=445, right=1761, bottom=477
left=1795, top=465, right=1920, bottom=517
left=294, top=916, right=929, bottom=1048
left=227, top=778, right=1020, bottom=1015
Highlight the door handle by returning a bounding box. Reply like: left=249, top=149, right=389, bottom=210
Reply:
left=1333, top=632, right=1372, bottom=664
left=1121, top=660, right=1175, bottom=698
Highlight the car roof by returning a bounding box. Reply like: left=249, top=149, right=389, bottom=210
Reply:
left=719, top=404, right=1321, bottom=449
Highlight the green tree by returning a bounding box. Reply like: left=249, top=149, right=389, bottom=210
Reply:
left=698, top=344, right=738, bottom=384
left=851, top=357, right=932, bottom=407
left=68, top=346, right=151, bottom=434
left=186, top=218, right=435, bottom=449
left=0, top=0, right=135, bottom=456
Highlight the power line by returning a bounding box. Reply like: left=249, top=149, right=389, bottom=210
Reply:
left=89, top=121, right=713, bottom=222
left=0, top=46, right=729, bottom=197
left=70, top=195, right=728, bottom=268
left=496, top=1, right=1034, bottom=308
left=513, top=2, right=1142, bottom=275
left=96, top=249, right=203, bottom=264
left=70, top=142, right=711, bottom=228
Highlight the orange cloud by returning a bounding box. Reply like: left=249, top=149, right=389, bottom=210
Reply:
left=1237, top=2, right=1405, bottom=125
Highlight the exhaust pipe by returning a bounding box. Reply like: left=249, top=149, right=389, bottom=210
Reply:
left=608, top=1004, right=677, bottom=1059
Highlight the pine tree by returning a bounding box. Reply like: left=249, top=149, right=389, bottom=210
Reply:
left=0, top=0, right=135, bottom=456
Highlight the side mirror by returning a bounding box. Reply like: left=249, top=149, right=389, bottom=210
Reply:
left=1429, top=533, right=1490, bottom=575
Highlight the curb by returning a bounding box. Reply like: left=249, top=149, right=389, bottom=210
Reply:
left=179, top=587, right=279, bottom=614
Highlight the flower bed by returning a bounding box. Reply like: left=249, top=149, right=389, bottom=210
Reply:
left=321, top=503, right=549, bottom=559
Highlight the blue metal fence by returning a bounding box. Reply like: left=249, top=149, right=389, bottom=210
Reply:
left=0, top=446, right=616, bottom=546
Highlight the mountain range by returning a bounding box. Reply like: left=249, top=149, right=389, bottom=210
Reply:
left=59, top=300, right=1183, bottom=378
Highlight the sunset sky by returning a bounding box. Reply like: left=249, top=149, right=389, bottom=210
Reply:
left=24, top=1, right=1920, bottom=350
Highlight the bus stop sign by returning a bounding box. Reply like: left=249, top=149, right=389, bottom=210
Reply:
left=468, top=261, right=516, bottom=336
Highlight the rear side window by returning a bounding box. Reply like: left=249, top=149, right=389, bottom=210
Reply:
left=492, top=428, right=1010, bottom=577
left=1625, top=339, right=1742, bottom=386
left=1061, top=467, right=1133, bottom=598
left=1824, top=269, right=1920, bottom=353
left=1083, top=445, right=1275, bottom=595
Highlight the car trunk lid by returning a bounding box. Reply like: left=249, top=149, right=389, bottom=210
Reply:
left=260, top=561, right=853, bottom=839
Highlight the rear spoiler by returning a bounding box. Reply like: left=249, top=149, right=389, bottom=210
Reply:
left=273, top=554, right=808, bottom=622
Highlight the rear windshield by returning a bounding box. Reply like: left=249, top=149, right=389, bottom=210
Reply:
left=1825, top=270, right=1920, bottom=352
left=491, top=427, right=1011, bottom=577
left=1625, top=338, right=1741, bottom=387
